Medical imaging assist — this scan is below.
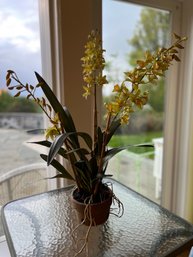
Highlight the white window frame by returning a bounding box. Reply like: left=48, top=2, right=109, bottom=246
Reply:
left=172, top=0, right=193, bottom=220
left=38, top=0, right=193, bottom=219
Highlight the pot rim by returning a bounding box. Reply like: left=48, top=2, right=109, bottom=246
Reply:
left=71, top=187, right=113, bottom=207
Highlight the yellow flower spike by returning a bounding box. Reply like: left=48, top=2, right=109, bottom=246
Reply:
left=137, top=60, right=145, bottom=68
left=45, top=126, right=60, bottom=140
left=96, top=74, right=108, bottom=86
left=83, top=86, right=91, bottom=99
left=81, top=30, right=107, bottom=98
left=121, top=114, right=129, bottom=125
left=141, top=97, right=148, bottom=105
left=117, top=98, right=124, bottom=106
left=122, top=86, right=129, bottom=95
left=53, top=113, right=60, bottom=123
left=113, top=84, right=120, bottom=92
left=105, top=103, right=113, bottom=112
left=112, top=102, right=120, bottom=113
left=145, top=51, right=153, bottom=62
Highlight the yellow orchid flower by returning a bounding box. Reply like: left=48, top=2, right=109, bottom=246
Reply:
left=45, top=126, right=60, bottom=140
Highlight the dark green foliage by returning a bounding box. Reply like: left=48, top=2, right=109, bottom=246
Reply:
left=128, top=8, right=170, bottom=67
left=0, top=91, right=41, bottom=113
left=148, top=80, right=164, bottom=112
left=40, top=154, right=74, bottom=180
left=116, top=110, right=163, bottom=134
left=128, top=8, right=169, bottom=112
left=35, top=72, right=78, bottom=137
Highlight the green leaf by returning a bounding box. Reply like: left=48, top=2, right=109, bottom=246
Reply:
left=31, top=140, right=51, bottom=147
left=103, top=143, right=154, bottom=165
left=34, top=72, right=79, bottom=148
left=14, top=92, right=21, bottom=97
left=74, top=160, right=91, bottom=176
left=175, top=43, right=184, bottom=49
left=96, top=126, right=103, bottom=154
left=173, top=33, right=181, bottom=40
left=103, top=174, right=113, bottom=178
left=74, top=161, right=92, bottom=192
left=30, top=140, right=68, bottom=159
left=103, top=147, right=126, bottom=164
left=89, top=156, right=98, bottom=175
left=47, top=131, right=93, bottom=165
left=76, top=132, right=93, bottom=150
left=66, top=147, right=90, bottom=155
left=172, top=54, right=181, bottom=62
left=62, top=106, right=78, bottom=135
left=27, top=129, right=45, bottom=135
left=48, top=174, right=69, bottom=179
left=40, top=154, right=74, bottom=180
left=47, top=133, right=70, bottom=165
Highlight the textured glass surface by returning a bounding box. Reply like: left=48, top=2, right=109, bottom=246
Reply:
left=2, top=179, right=193, bottom=257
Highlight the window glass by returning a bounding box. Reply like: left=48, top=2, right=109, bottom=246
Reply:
left=0, top=0, right=45, bottom=236
left=102, top=0, right=170, bottom=203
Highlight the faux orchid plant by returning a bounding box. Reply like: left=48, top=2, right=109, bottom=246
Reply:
left=5, top=31, right=186, bottom=201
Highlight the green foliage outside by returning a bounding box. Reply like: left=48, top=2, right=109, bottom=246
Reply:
left=128, top=8, right=170, bottom=67
left=103, top=7, right=170, bottom=155
left=103, top=8, right=170, bottom=158
left=128, top=8, right=169, bottom=113
left=0, top=91, right=41, bottom=113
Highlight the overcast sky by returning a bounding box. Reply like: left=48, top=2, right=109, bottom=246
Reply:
left=0, top=0, right=41, bottom=89
left=103, top=0, right=141, bottom=64
left=103, top=0, right=142, bottom=94
left=0, top=0, right=142, bottom=95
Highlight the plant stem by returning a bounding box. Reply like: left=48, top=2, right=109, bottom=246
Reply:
left=93, top=112, right=112, bottom=196
left=11, top=74, right=52, bottom=121
left=65, top=140, right=81, bottom=190
left=93, top=83, right=97, bottom=149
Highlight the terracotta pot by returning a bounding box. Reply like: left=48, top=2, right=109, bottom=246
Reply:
left=71, top=188, right=113, bottom=226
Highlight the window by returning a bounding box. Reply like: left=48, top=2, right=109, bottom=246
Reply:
left=102, top=0, right=193, bottom=219
left=0, top=0, right=46, bottom=236
left=11, top=0, right=192, bottom=221
left=39, top=0, right=193, bottom=219
left=102, top=0, right=171, bottom=203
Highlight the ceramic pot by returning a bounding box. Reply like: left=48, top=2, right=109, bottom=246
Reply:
left=71, top=188, right=112, bottom=226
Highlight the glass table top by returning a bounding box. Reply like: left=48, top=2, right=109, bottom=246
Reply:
left=2, top=179, right=193, bottom=257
